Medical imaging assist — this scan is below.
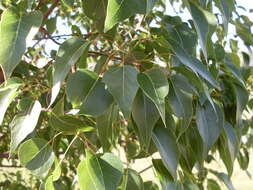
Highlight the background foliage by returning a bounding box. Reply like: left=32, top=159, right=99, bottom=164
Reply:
left=0, top=0, right=252, bottom=189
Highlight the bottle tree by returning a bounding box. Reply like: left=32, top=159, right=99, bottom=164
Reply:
left=0, top=0, right=252, bottom=189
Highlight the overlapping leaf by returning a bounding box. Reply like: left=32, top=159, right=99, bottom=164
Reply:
left=137, top=68, right=169, bottom=126
left=105, top=0, right=156, bottom=31
left=77, top=152, right=123, bottom=190
left=18, top=138, right=55, bottom=178
left=10, top=101, right=42, bottom=153
left=50, top=37, right=90, bottom=106
left=0, top=9, right=42, bottom=79
left=0, top=78, right=22, bottom=125
left=103, top=65, right=139, bottom=118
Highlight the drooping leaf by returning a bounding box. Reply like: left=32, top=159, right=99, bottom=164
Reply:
left=104, top=0, right=156, bottom=31
left=50, top=37, right=90, bottom=106
left=77, top=152, right=124, bottom=190
left=103, top=65, right=139, bottom=118
left=18, top=138, right=55, bottom=178
left=184, top=0, right=217, bottom=60
left=132, top=89, right=160, bottom=150
left=137, top=68, right=169, bottom=126
left=66, top=70, right=113, bottom=116
left=152, top=159, right=173, bottom=183
left=211, top=171, right=236, bottom=190
left=152, top=125, right=179, bottom=179
left=0, top=77, right=22, bottom=125
left=217, top=0, right=235, bottom=33
left=167, top=75, right=193, bottom=135
left=10, top=101, right=42, bottom=153
left=219, top=122, right=239, bottom=176
left=232, top=83, right=249, bottom=126
left=0, top=9, right=42, bottom=79
left=167, top=38, right=219, bottom=89
left=196, top=100, right=224, bottom=151
left=96, top=104, right=119, bottom=152
left=82, top=0, right=108, bottom=31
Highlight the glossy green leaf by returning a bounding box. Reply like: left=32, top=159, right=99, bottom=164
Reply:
left=82, top=0, right=108, bottom=31
left=137, top=68, right=169, bottom=126
left=232, top=83, right=249, bottom=126
left=45, top=176, right=56, bottom=190
left=96, top=104, right=119, bottom=152
left=124, top=169, right=144, bottom=190
left=0, top=9, right=42, bottom=79
left=219, top=122, right=239, bottom=176
left=167, top=75, right=193, bottom=135
left=18, top=138, right=55, bottom=178
left=217, top=0, right=234, bottom=33
left=103, top=65, right=139, bottom=118
left=152, top=125, right=179, bottom=179
left=167, top=39, right=219, bottom=89
left=10, top=101, right=42, bottom=153
left=66, top=70, right=113, bottom=116
left=0, top=78, right=22, bottom=125
left=77, top=152, right=124, bottom=190
left=196, top=101, right=224, bottom=151
left=152, top=159, right=173, bottom=182
left=105, top=0, right=156, bottom=31
left=50, top=37, right=90, bottom=106
left=132, top=89, right=160, bottom=150
left=185, top=0, right=217, bottom=60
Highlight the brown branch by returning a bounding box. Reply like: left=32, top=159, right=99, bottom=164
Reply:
left=0, top=152, right=17, bottom=159
left=43, top=0, right=60, bottom=22
left=39, top=27, right=61, bottom=45
left=88, top=51, right=122, bottom=60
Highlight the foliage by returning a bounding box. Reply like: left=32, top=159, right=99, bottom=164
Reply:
left=0, top=0, right=252, bottom=189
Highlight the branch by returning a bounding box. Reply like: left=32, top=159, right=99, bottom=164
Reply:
left=43, top=0, right=60, bottom=22
left=0, top=152, right=17, bottom=159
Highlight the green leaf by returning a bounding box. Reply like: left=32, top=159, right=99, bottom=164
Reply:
left=45, top=176, right=56, bottom=190
left=185, top=0, right=217, bottom=60
left=207, top=179, right=221, bottom=190
left=132, top=89, right=160, bottom=150
left=103, top=65, right=139, bottom=118
left=96, top=104, right=119, bottom=152
left=143, top=181, right=159, bottom=190
left=61, top=0, right=75, bottom=8
left=66, top=70, right=113, bottom=116
left=211, top=172, right=236, bottom=190
left=152, top=159, right=173, bottom=183
left=0, top=9, right=42, bottom=79
left=77, top=152, right=124, bottom=190
left=196, top=101, right=224, bottom=151
left=167, top=75, right=193, bottom=135
left=82, top=0, right=108, bottom=31
left=152, top=125, right=179, bottom=179
left=232, top=83, right=249, bottom=126
left=49, top=114, right=94, bottom=134
left=104, top=0, right=156, bottom=31
left=167, top=39, right=219, bottom=89
left=219, top=122, right=239, bottom=176
left=217, top=0, right=235, bottom=33
left=10, top=100, right=42, bottom=153
left=0, top=77, right=22, bottom=125
left=50, top=37, right=90, bottom=106
left=137, top=68, right=169, bottom=126
left=18, top=138, right=55, bottom=178
left=124, top=169, right=144, bottom=190
left=164, top=181, right=184, bottom=190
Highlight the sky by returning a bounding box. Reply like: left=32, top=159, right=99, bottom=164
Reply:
left=40, top=0, right=253, bottom=58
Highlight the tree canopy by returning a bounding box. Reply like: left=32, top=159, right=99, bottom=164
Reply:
left=0, top=0, right=252, bottom=189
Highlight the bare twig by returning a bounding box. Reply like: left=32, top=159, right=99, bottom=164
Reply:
left=42, top=0, right=60, bottom=22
